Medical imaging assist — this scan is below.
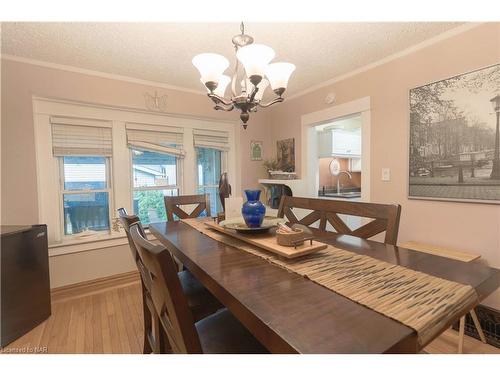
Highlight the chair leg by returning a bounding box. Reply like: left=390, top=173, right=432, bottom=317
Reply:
left=470, top=309, right=487, bottom=344
left=458, top=316, right=465, bottom=354
left=151, top=314, right=162, bottom=354
left=141, top=285, right=153, bottom=354
left=159, top=326, right=173, bottom=354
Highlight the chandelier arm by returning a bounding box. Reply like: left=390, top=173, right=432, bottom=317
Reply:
left=208, top=93, right=233, bottom=106
left=214, top=104, right=234, bottom=111
left=248, top=86, right=259, bottom=103
left=231, top=66, right=238, bottom=97
left=257, top=97, right=284, bottom=108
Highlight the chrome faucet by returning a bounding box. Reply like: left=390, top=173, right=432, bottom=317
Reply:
left=337, top=170, right=352, bottom=194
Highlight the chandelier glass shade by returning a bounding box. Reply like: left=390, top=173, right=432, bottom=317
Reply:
left=236, top=43, right=275, bottom=78
left=192, top=23, right=295, bottom=128
left=192, top=53, right=230, bottom=85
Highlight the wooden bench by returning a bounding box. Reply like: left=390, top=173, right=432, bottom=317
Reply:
left=400, top=241, right=480, bottom=263
left=400, top=241, right=486, bottom=353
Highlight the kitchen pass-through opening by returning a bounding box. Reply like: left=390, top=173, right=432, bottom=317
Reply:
left=315, top=114, right=362, bottom=200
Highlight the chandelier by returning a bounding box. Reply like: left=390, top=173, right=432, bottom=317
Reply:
left=192, top=23, right=295, bottom=129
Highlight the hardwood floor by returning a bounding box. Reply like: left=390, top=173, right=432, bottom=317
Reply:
left=5, top=273, right=145, bottom=354
left=3, top=273, right=499, bottom=354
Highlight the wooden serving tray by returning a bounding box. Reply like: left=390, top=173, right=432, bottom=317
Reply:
left=204, top=221, right=327, bottom=259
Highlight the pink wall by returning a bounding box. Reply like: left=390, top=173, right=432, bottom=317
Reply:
left=1, top=24, right=499, bottom=305
left=268, top=23, right=500, bottom=308
left=0, top=59, right=271, bottom=225
left=1, top=58, right=273, bottom=287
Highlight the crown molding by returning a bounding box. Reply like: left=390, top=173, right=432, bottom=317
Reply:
left=286, top=22, right=484, bottom=101
left=1, top=54, right=207, bottom=96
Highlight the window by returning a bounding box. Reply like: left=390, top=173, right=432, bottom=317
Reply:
left=35, top=99, right=237, bottom=247
left=60, top=156, right=111, bottom=235
left=132, top=149, right=180, bottom=225
left=196, top=147, right=222, bottom=214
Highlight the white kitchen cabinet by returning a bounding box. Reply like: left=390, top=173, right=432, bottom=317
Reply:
left=332, top=129, right=361, bottom=156
left=317, top=129, right=361, bottom=157
left=318, top=130, right=333, bottom=158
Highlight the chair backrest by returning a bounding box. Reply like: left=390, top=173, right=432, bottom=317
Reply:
left=277, top=196, right=401, bottom=245
left=117, top=208, right=152, bottom=287
left=117, top=208, right=146, bottom=261
left=129, top=223, right=202, bottom=353
left=164, top=194, right=211, bottom=222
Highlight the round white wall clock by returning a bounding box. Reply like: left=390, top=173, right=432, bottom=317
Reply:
left=329, top=159, right=340, bottom=176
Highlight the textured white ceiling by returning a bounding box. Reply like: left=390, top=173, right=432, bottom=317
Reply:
left=1, top=22, right=463, bottom=97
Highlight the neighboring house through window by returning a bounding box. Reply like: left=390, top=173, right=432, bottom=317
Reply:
left=126, top=123, right=185, bottom=225
left=132, top=149, right=180, bottom=224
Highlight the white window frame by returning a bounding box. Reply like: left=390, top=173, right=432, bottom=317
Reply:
left=58, top=156, right=114, bottom=238
left=32, top=96, right=240, bottom=256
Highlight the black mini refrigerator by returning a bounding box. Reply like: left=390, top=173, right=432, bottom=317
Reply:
left=1, top=225, right=51, bottom=347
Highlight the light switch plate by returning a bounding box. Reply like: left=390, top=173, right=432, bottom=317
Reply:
left=382, top=168, right=390, bottom=181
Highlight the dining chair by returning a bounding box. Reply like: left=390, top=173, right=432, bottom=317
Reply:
left=129, top=223, right=268, bottom=354
left=277, top=196, right=402, bottom=245
left=117, top=208, right=157, bottom=353
left=164, top=194, right=211, bottom=222
left=117, top=208, right=223, bottom=353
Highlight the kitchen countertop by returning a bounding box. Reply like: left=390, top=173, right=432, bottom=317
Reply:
left=318, top=187, right=361, bottom=200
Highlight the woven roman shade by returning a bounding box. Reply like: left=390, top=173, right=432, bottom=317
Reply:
left=51, top=117, right=113, bottom=156
left=193, top=129, right=230, bottom=151
left=126, top=122, right=185, bottom=157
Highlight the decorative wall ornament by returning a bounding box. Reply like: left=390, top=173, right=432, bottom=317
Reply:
left=250, top=140, right=263, bottom=161
left=409, top=64, right=500, bottom=203
left=192, top=22, right=295, bottom=129
left=277, top=138, right=295, bottom=173
left=324, top=92, right=337, bottom=105
left=144, top=91, right=167, bottom=112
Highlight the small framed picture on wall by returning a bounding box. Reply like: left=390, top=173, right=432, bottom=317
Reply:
left=250, top=140, right=263, bottom=161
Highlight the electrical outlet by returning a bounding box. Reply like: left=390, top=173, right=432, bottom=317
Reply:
left=382, top=168, right=390, bottom=181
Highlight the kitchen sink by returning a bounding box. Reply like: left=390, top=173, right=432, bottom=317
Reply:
left=322, top=191, right=361, bottom=199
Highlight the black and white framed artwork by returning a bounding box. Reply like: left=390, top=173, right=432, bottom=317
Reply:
left=409, top=64, right=500, bottom=204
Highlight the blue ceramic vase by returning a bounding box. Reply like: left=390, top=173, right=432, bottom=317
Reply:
left=242, top=189, right=266, bottom=228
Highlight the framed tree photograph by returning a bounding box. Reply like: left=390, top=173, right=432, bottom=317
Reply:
left=250, top=140, right=263, bottom=161
left=408, top=63, right=500, bottom=204
left=277, top=138, right=295, bottom=172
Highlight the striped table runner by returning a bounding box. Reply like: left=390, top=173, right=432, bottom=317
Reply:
left=182, top=218, right=478, bottom=347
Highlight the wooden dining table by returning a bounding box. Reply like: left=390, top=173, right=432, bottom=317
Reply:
left=150, top=220, right=500, bottom=353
